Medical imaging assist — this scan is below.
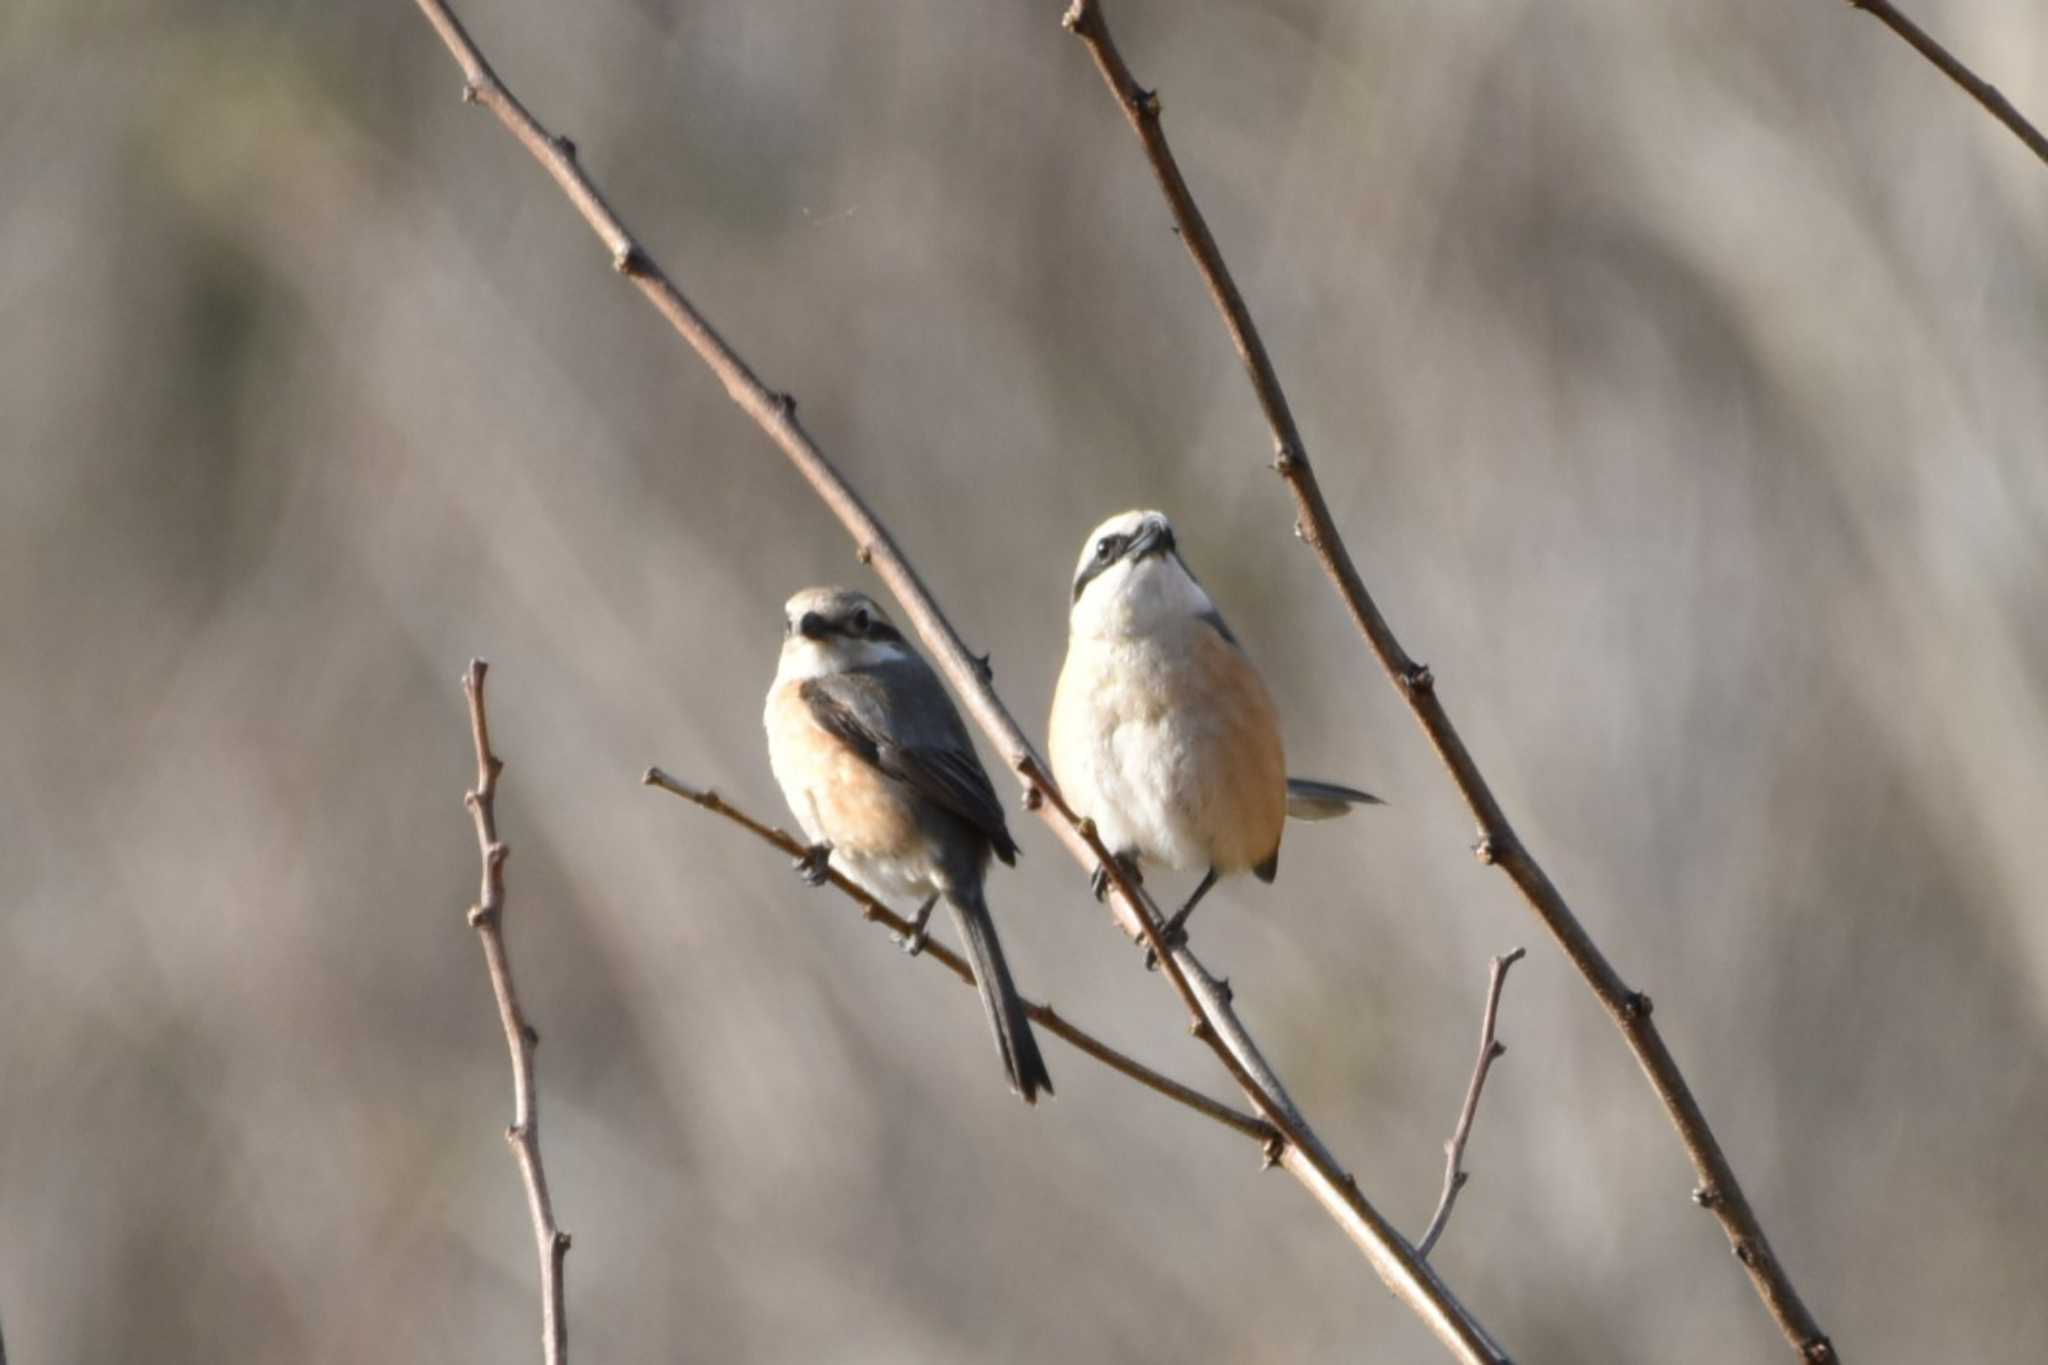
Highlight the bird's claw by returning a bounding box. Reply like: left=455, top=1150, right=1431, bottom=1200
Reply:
left=1091, top=854, right=1142, bottom=902
left=894, top=926, right=929, bottom=957
left=1142, top=922, right=1188, bottom=971
left=793, top=843, right=832, bottom=886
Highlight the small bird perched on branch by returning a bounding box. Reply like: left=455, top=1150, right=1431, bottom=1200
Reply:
left=765, top=587, right=1052, bottom=1103
left=1049, top=510, right=1381, bottom=952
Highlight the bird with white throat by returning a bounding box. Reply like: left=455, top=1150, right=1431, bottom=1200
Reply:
left=765, top=586, right=1052, bottom=1103
left=1048, top=510, right=1380, bottom=954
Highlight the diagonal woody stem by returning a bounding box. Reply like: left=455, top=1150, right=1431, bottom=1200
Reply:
left=1846, top=0, right=2047, bottom=166
left=1060, top=3, right=1833, bottom=1359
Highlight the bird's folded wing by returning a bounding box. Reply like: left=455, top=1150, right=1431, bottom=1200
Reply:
left=801, top=670, right=1020, bottom=862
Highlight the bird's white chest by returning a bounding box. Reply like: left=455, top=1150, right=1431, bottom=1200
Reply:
left=1051, top=631, right=1226, bottom=870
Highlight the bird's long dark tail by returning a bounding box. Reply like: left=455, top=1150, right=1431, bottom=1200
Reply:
left=946, top=885, right=1053, bottom=1104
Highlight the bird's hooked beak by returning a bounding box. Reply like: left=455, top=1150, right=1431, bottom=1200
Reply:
left=1126, top=519, right=1174, bottom=564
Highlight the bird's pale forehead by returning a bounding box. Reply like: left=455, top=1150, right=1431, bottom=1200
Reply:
left=783, top=587, right=887, bottom=620
left=1085, top=509, right=1166, bottom=542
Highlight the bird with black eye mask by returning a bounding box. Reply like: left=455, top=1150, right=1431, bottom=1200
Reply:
left=1050, top=511, right=1382, bottom=956
left=766, top=587, right=1052, bottom=1102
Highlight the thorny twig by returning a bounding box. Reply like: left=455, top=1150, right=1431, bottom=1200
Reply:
left=1418, top=949, right=1525, bottom=1259
left=461, top=660, right=570, bottom=1365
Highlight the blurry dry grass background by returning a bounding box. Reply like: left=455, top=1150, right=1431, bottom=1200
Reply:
left=3, top=0, right=2046, bottom=1360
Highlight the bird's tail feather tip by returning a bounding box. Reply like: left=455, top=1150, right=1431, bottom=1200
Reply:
left=1013, top=1043, right=1054, bottom=1104
left=948, top=887, right=1055, bottom=1106
left=1286, top=776, right=1386, bottom=820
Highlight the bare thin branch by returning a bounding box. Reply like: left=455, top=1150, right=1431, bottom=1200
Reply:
left=1418, top=949, right=1525, bottom=1259
left=1848, top=0, right=2048, bottom=166
left=642, top=767, right=1277, bottom=1144
left=1060, top=3, right=1834, bottom=1359
left=410, top=5, right=1506, bottom=1358
left=462, top=660, right=569, bottom=1365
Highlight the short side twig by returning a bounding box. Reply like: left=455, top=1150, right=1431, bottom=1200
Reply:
left=1418, top=949, right=1525, bottom=1259
left=642, top=767, right=1276, bottom=1145
left=1062, top=3, right=1833, bottom=1360
left=462, top=660, right=570, bottom=1365
left=409, top=6, right=1507, bottom=1359
left=1848, top=0, right=2048, bottom=166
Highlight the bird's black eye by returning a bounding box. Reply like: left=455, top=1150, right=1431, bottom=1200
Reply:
left=851, top=608, right=871, bottom=635
left=1096, top=536, right=1118, bottom=562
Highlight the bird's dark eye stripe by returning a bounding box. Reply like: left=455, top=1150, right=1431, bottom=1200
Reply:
left=826, top=610, right=898, bottom=642
left=1074, top=534, right=1131, bottom=601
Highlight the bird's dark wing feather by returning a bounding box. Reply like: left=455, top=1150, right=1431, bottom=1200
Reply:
left=800, top=663, right=1020, bottom=864
left=1196, top=606, right=1240, bottom=648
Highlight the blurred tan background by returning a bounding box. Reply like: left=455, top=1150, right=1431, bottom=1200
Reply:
left=4, top=0, right=2046, bottom=1359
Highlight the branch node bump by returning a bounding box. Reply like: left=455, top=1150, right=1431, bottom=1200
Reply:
left=1270, top=441, right=1298, bottom=476
left=461, top=80, right=481, bottom=104
left=554, top=1230, right=574, bottom=1254
left=1622, top=991, right=1654, bottom=1021
left=1022, top=784, right=1044, bottom=811
left=611, top=243, right=649, bottom=276
left=488, top=842, right=509, bottom=869
left=1693, top=1183, right=1722, bottom=1209
left=522, top=1022, right=540, bottom=1048
left=856, top=542, right=874, bottom=565
left=1802, top=1338, right=1837, bottom=1364
left=1471, top=833, right=1497, bottom=865
left=971, top=651, right=995, bottom=684
left=1216, top=976, right=1234, bottom=1005
left=1403, top=661, right=1435, bottom=693
left=1132, top=86, right=1160, bottom=118
left=467, top=904, right=492, bottom=928
left=552, top=133, right=577, bottom=159
left=772, top=390, right=798, bottom=419
left=1734, top=1239, right=1760, bottom=1267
